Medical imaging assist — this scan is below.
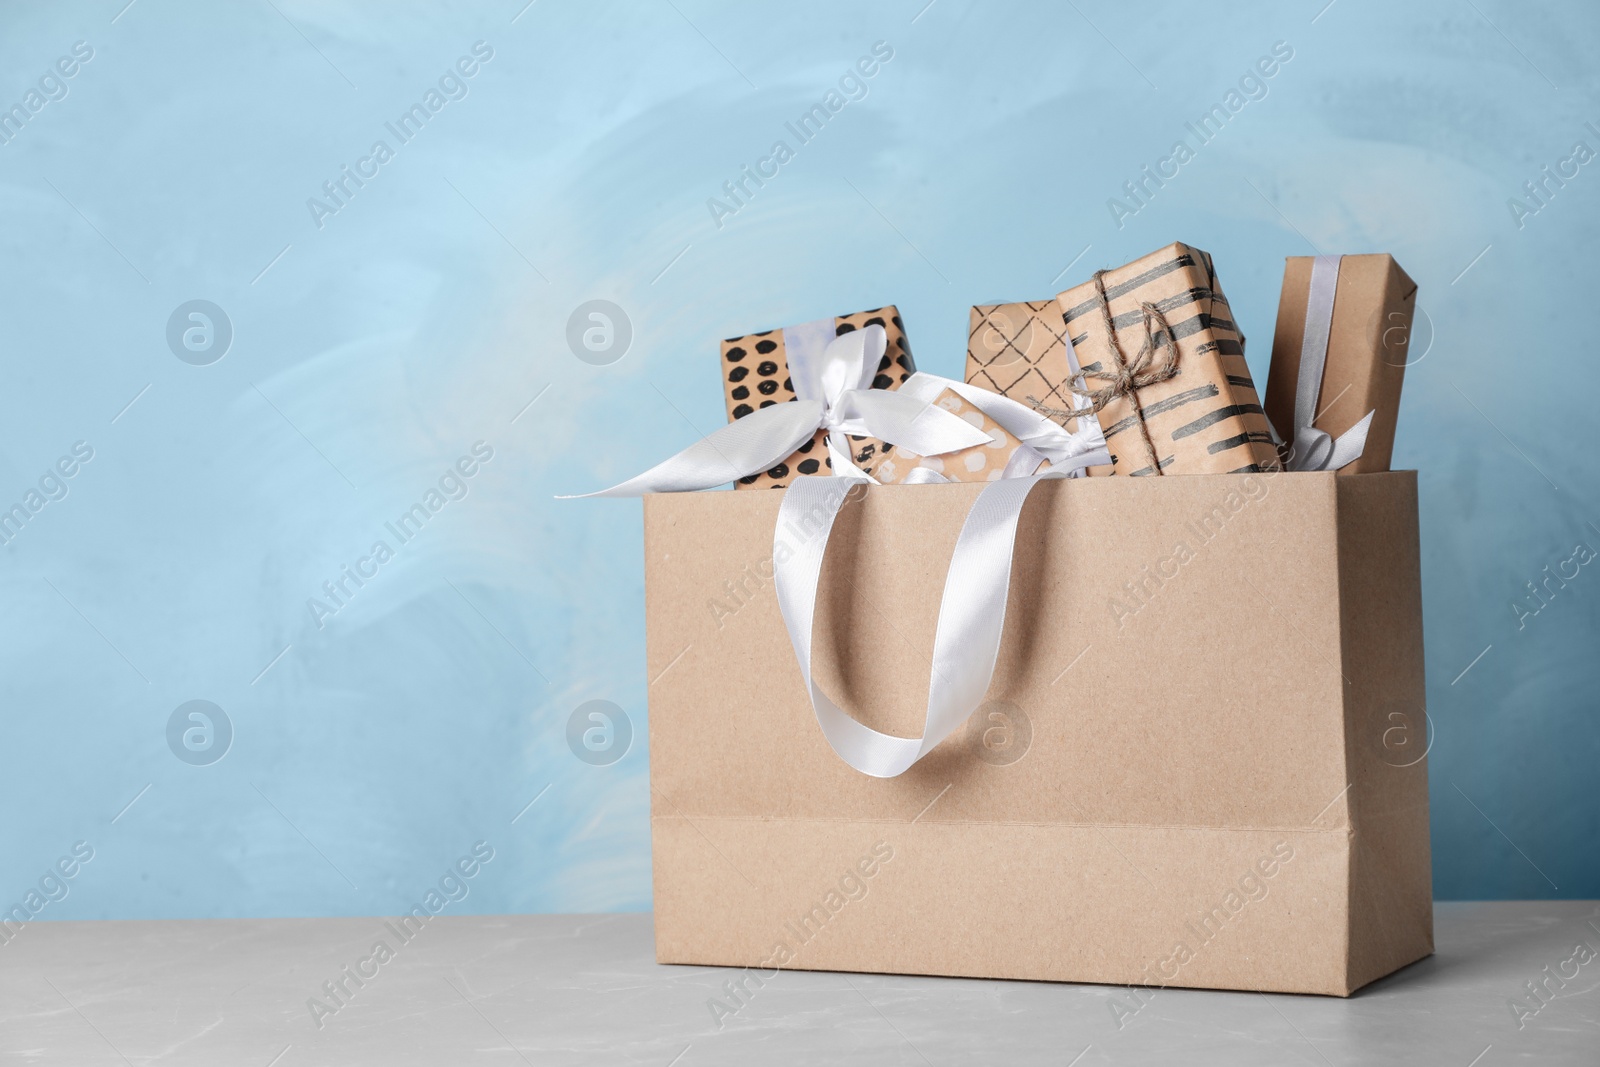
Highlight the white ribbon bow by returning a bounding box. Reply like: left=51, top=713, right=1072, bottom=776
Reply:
left=566, top=323, right=993, bottom=496
left=1287, top=255, right=1374, bottom=472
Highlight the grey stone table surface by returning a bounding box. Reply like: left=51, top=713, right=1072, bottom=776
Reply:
left=2, top=902, right=1597, bottom=1066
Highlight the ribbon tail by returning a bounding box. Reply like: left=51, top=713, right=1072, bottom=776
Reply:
left=1288, top=409, right=1373, bottom=472
left=559, top=400, right=824, bottom=497
left=902, top=466, right=953, bottom=485
left=899, top=373, right=1110, bottom=473
left=1322, top=409, right=1374, bottom=471
left=832, top=388, right=993, bottom=457
left=824, top=431, right=876, bottom=482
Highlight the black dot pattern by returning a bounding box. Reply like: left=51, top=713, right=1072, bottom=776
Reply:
left=722, top=306, right=916, bottom=490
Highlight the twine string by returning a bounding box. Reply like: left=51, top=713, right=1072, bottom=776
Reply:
left=1028, top=270, right=1181, bottom=475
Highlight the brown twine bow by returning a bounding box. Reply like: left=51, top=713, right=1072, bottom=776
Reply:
left=1027, top=269, right=1181, bottom=475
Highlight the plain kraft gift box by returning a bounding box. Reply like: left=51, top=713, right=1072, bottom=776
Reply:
left=643, top=471, right=1433, bottom=996
left=1264, top=254, right=1416, bottom=474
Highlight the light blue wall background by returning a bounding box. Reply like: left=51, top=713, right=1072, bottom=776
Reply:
left=1, top=0, right=1595, bottom=920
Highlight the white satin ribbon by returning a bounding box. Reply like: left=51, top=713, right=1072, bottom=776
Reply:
left=564, top=324, right=993, bottom=497
left=895, top=372, right=1111, bottom=478
left=1287, top=255, right=1374, bottom=472
left=563, top=325, right=1111, bottom=778
left=774, top=457, right=1100, bottom=778
left=771, top=373, right=1109, bottom=775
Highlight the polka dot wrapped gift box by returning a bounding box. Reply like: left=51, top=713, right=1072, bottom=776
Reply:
left=720, top=306, right=915, bottom=489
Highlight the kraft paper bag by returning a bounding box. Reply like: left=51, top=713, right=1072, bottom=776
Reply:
left=643, top=471, right=1432, bottom=996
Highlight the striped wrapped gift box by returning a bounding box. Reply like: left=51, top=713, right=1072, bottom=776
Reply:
left=1055, top=243, right=1280, bottom=476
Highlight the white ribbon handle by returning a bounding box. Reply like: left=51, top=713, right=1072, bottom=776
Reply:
left=563, top=325, right=992, bottom=498
left=775, top=465, right=1093, bottom=778
left=1287, top=255, right=1373, bottom=472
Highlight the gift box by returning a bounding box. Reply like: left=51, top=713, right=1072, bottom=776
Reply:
left=1055, top=243, right=1279, bottom=476
left=644, top=471, right=1433, bottom=995
left=1263, top=254, right=1416, bottom=474
left=872, top=387, right=1026, bottom=484
left=966, top=301, right=1113, bottom=476
left=722, top=307, right=915, bottom=489
left=966, top=301, right=1085, bottom=430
